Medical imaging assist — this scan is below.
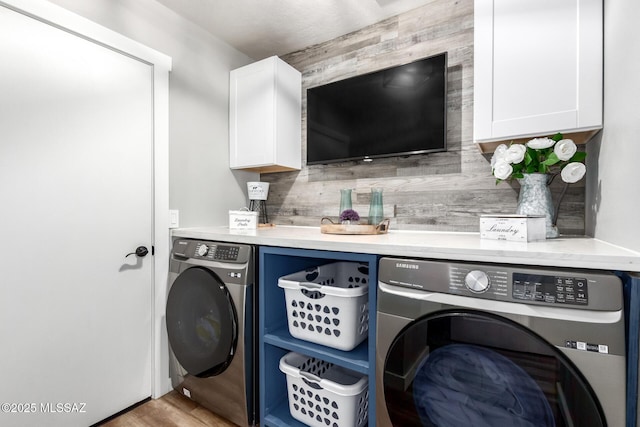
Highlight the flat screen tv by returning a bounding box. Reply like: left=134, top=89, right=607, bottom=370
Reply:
left=306, top=52, right=447, bottom=165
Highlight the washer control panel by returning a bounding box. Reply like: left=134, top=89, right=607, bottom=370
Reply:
left=378, top=257, right=621, bottom=311
left=212, top=245, right=241, bottom=261
left=193, top=243, right=240, bottom=261
left=452, top=266, right=589, bottom=306
left=512, top=272, right=588, bottom=305
left=172, top=239, right=249, bottom=264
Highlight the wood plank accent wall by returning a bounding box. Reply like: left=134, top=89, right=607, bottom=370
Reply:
left=261, top=0, right=585, bottom=234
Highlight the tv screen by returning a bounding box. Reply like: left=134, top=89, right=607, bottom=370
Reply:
left=306, top=52, right=447, bottom=165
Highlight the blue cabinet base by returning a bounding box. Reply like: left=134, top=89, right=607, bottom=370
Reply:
left=259, top=247, right=377, bottom=427
left=621, top=272, right=640, bottom=427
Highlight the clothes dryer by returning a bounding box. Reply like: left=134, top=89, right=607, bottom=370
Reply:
left=376, top=257, right=625, bottom=427
left=167, top=238, right=256, bottom=426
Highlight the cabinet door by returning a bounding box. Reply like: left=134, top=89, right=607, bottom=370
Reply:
left=230, top=59, right=276, bottom=168
left=229, top=56, right=301, bottom=172
left=474, top=0, right=602, bottom=142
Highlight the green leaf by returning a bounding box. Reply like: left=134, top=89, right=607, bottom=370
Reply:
left=570, top=152, right=587, bottom=162
left=551, top=132, right=563, bottom=142
left=525, top=146, right=540, bottom=167
left=512, top=172, right=524, bottom=179
left=542, top=152, right=560, bottom=166
left=524, top=150, right=534, bottom=166
left=538, top=164, right=547, bottom=173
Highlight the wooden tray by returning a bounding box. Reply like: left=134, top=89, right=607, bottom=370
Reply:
left=320, top=217, right=390, bottom=235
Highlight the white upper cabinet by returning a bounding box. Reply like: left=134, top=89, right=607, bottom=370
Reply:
left=230, top=56, right=301, bottom=173
left=474, top=0, right=603, bottom=146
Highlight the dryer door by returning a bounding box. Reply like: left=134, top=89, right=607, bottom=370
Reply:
left=382, top=310, right=605, bottom=427
left=166, top=267, right=237, bottom=377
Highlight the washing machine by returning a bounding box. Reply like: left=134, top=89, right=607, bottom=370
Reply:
left=166, top=238, right=256, bottom=426
left=376, top=257, right=626, bottom=427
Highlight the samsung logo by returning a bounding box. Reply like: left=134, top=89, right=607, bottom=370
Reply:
left=396, top=263, right=419, bottom=270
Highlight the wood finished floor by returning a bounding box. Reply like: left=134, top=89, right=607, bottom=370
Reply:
left=101, top=390, right=239, bottom=427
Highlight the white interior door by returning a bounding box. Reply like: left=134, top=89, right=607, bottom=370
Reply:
left=0, top=5, right=157, bottom=426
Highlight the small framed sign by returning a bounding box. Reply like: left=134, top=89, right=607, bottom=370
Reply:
left=480, top=215, right=546, bottom=242
left=229, top=209, right=258, bottom=230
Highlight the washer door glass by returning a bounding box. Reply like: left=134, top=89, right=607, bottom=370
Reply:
left=166, top=267, right=237, bottom=377
left=383, top=310, right=605, bottom=427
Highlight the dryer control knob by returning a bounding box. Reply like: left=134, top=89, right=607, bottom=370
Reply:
left=196, top=244, right=209, bottom=257
left=465, top=270, right=490, bottom=293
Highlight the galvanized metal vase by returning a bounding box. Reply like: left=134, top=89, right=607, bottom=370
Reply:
left=515, top=173, right=559, bottom=238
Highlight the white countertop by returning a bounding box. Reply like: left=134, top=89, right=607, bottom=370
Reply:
left=172, top=226, right=640, bottom=272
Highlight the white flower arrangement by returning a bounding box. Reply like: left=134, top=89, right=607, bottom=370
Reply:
left=491, top=133, right=587, bottom=183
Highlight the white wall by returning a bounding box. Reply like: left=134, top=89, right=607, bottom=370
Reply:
left=47, top=0, right=258, bottom=227
left=586, top=1, right=640, bottom=252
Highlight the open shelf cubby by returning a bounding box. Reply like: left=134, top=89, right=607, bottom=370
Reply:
left=259, top=247, right=378, bottom=427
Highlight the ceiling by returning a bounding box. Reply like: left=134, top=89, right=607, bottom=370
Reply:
left=155, top=0, right=432, bottom=59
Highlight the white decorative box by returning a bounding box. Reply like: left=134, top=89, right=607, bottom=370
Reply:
left=480, top=215, right=546, bottom=242
left=229, top=209, right=258, bottom=230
